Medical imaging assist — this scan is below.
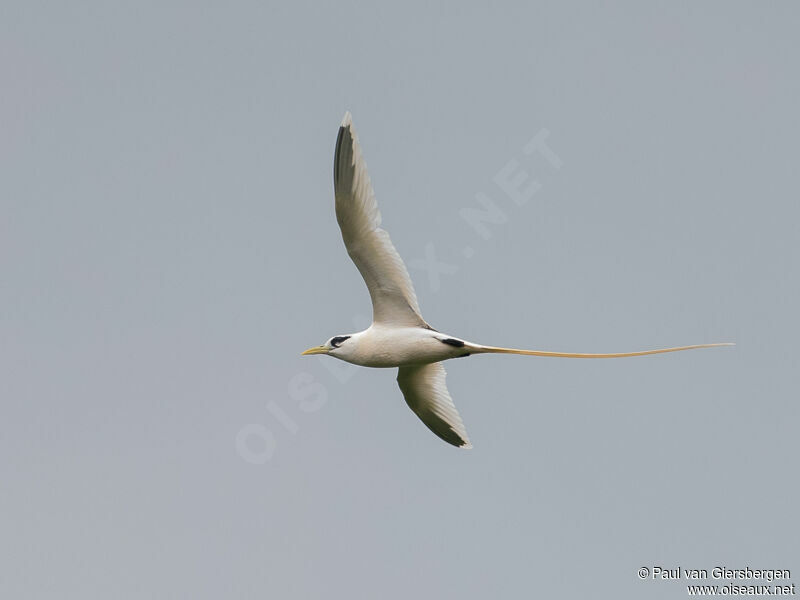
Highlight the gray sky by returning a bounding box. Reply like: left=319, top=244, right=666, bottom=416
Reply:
left=2, top=2, right=798, bottom=599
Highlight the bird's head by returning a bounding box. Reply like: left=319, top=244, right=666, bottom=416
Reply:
left=301, top=335, right=352, bottom=358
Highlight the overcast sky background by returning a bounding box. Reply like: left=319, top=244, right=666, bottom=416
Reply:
left=2, top=2, right=798, bottom=599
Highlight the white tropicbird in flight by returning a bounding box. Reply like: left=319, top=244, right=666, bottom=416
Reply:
left=302, top=112, right=731, bottom=448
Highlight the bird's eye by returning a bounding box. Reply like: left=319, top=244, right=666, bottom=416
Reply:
left=330, top=336, right=350, bottom=348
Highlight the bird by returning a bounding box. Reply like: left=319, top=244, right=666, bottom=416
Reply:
left=302, top=112, right=732, bottom=449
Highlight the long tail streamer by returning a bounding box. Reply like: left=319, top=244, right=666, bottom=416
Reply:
left=476, top=343, right=734, bottom=359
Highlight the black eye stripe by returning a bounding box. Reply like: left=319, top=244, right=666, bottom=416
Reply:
left=330, top=336, right=350, bottom=348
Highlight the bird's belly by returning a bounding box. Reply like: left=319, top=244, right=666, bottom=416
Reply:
left=349, top=328, right=462, bottom=368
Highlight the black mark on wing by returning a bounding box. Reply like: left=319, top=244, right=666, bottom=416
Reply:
left=440, top=338, right=465, bottom=347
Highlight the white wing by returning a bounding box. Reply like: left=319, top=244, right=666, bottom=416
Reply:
left=397, top=363, right=472, bottom=449
left=334, top=112, right=428, bottom=327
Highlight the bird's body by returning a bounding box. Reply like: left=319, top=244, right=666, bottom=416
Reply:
left=302, top=112, right=732, bottom=448
left=330, top=326, right=472, bottom=368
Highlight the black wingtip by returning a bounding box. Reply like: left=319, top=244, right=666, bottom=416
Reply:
left=334, top=113, right=355, bottom=186
left=333, top=125, right=345, bottom=184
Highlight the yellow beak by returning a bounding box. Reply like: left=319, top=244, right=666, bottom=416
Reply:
left=301, top=345, right=328, bottom=356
